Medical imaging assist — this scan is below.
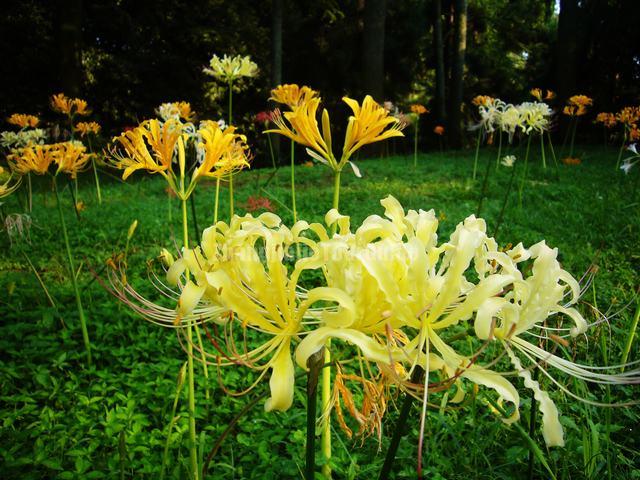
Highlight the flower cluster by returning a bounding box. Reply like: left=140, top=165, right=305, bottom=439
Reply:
left=156, top=102, right=196, bottom=122
left=473, top=97, right=553, bottom=140
left=157, top=195, right=634, bottom=446
left=0, top=166, right=21, bottom=199
left=108, top=118, right=250, bottom=196
left=203, top=54, right=259, bottom=84
left=266, top=86, right=404, bottom=176
left=7, top=114, right=40, bottom=128
left=595, top=112, right=617, bottom=129
left=562, top=95, right=593, bottom=117
left=51, top=93, right=91, bottom=116
left=8, top=141, right=91, bottom=178
left=530, top=88, right=555, bottom=102
left=75, top=121, right=101, bottom=137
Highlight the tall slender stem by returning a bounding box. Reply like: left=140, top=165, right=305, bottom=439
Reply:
left=547, top=130, right=559, bottom=180
left=495, top=130, right=503, bottom=168
left=492, top=164, right=517, bottom=239
left=267, top=132, right=277, bottom=170
left=305, top=350, right=324, bottom=480
left=413, top=122, right=419, bottom=168
left=540, top=133, right=547, bottom=170
left=518, top=135, right=533, bottom=206
left=178, top=136, right=199, bottom=480
left=182, top=197, right=199, bottom=480
left=290, top=140, right=297, bottom=223
left=92, top=159, right=102, bottom=204
left=476, top=140, right=494, bottom=216
left=53, top=176, right=92, bottom=365
left=228, top=81, right=234, bottom=218
left=213, top=177, right=221, bottom=224
left=569, top=117, right=578, bottom=158
left=621, top=299, right=640, bottom=371
left=472, top=128, right=482, bottom=179
left=27, top=173, right=33, bottom=212
left=615, top=129, right=628, bottom=171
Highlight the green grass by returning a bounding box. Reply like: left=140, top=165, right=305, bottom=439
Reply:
left=1, top=144, right=639, bottom=479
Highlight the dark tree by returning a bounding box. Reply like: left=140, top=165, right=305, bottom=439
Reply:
left=433, top=0, right=446, bottom=124
left=448, top=0, right=467, bottom=148
left=362, top=0, right=387, bottom=100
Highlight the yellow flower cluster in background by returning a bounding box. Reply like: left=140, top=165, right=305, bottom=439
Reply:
left=530, top=88, right=555, bottom=101
left=7, top=113, right=40, bottom=128
left=410, top=104, right=428, bottom=115
left=8, top=141, right=91, bottom=178
left=472, top=95, right=494, bottom=107
left=270, top=84, right=319, bottom=108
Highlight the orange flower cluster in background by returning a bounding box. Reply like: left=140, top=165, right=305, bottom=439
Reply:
left=595, top=112, right=617, bottom=128
left=471, top=95, right=494, bottom=107
left=530, top=88, right=555, bottom=101
left=562, top=94, right=593, bottom=117
left=434, top=125, right=445, bottom=135
left=51, top=93, right=91, bottom=116
left=410, top=104, right=428, bottom=115
left=75, top=121, right=102, bottom=137
left=8, top=142, right=91, bottom=178
left=562, top=157, right=582, bottom=166
left=7, top=113, right=40, bottom=128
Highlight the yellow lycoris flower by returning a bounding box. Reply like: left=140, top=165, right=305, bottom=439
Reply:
left=109, top=119, right=183, bottom=180
left=563, top=95, right=593, bottom=117
left=7, top=113, right=39, bottom=128
left=530, top=88, right=543, bottom=101
left=267, top=95, right=404, bottom=175
left=203, top=54, right=259, bottom=83
left=8, top=143, right=58, bottom=175
left=410, top=104, right=428, bottom=115
left=72, top=99, right=91, bottom=116
left=0, top=168, right=21, bottom=198
left=54, top=142, right=91, bottom=178
left=160, top=195, right=635, bottom=448
left=616, top=106, right=640, bottom=126
left=270, top=84, right=319, bottom=108
left=194, top=121, right=250, bottom=181
left=75, top=121, right=101, bottom=137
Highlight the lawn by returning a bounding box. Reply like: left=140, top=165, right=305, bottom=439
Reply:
left=1, top=145, right=639, bottom=479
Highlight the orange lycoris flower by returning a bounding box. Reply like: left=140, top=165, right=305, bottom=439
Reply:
left=434, top=125, right=445, bottom=135
left=51, top=93, right=91, bottom=116
left=562, top=157, right=582, bottom=166
left=595, top=112, right=617, bottom=129
left=75, top=121, right=102, bottom=137
left=7, top=113, right=39, bottom=128
left=472, top=95, right=494, bottom=107
left=410, top=104, right=428, bottom=115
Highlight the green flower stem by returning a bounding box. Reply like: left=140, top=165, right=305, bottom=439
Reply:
left=492, top=163, right=517, bottom=239
left=181, top=197, right=199, bottom=480
left=413, top=122, right=419, bottom=168
left=213, top=177, right=221, bottom=224
left=332, top=170, right=341, bottom=213
left=518, top=135, right=533, bottom=207
left=305, top=349, right=324, bottom=480
left=476, top=139, right=495, bottom=217
left=290, top=140, right=297, bottom=224
left=495, top=130, right=503, bottom=169
left=27, top=173, right=32, bottom=212
left=88, top=137, right=102, bottom=204
left=378, top=368, right=423, bottom=480
left=546, top=131, right=560, bottom=180
left=615, top=129, right=628, bottom=171
left=228, top=80, right=234, bottom=218
left=569, top=117, right=578, bottom=158
left=540, top=133, right=547, bottom=169
left=189, top=193, right=200, bottom=242
left=53, top=175, right=92, bottom=365
left=160, top=363, right=187, bottom=480
left=621, top=299, right=640, bottom=371
left=267, top=132, right=277, bottom=170
left=472, top=127, right=482, bottom=179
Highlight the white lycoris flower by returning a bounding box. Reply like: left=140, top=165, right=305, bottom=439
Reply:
left=217, top=119, right=227, bottom=131
left=501, top=155, right=516, bottom=167
left=474, top=98, right=506, bottom=133
left=0, top=129, right=47, bottom=149
left=203, top=54, right=259, bottom=83
left=498, top=104, right=524, bottom=141
left=518, top=101, right=553, bottom=134
left=156, top=103, right=181, bottom=122
left=628, top=143, right=638, bottom=155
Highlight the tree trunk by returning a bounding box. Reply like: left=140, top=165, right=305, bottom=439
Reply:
left=448, top=0, right=467, bottom=149
left=270, top=0, right=283, bottom=163
left=556, top=0, right=580, bottom=103
left=433, top=0, right=446, bottom=124
left=56, top=0, right=83, bottom=95
left=362, top=0, right=386, bottom=100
